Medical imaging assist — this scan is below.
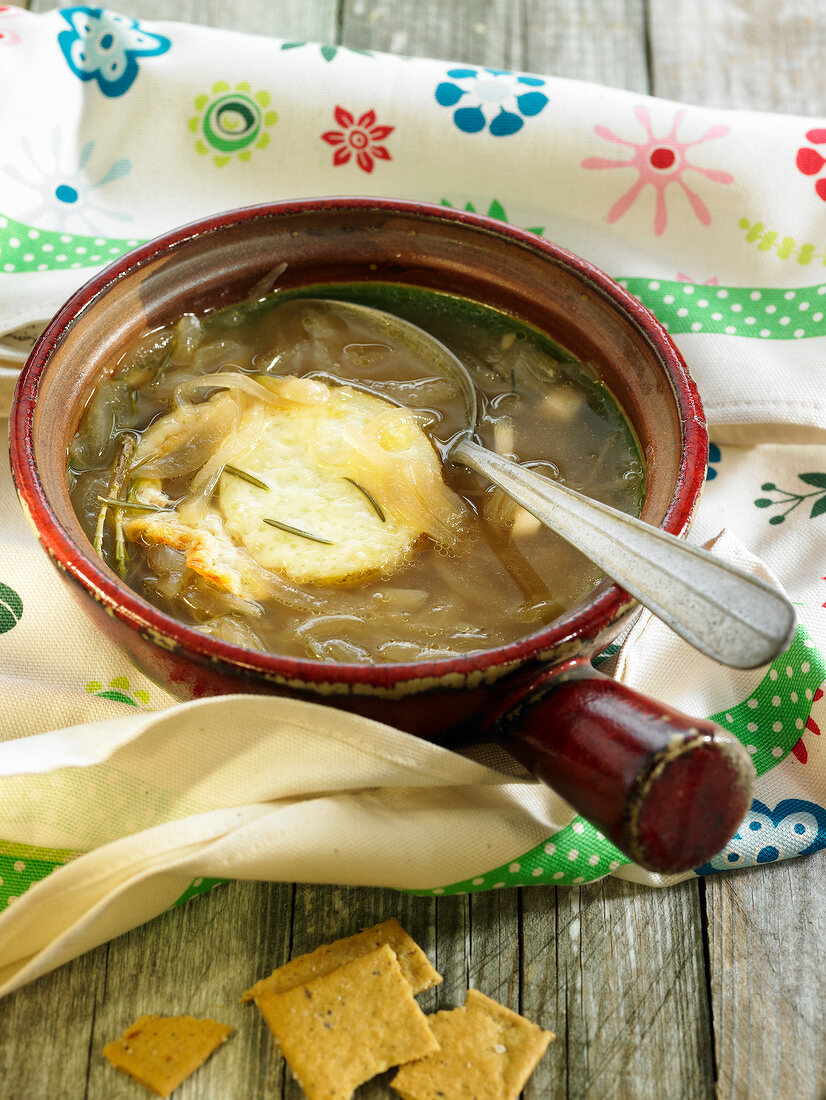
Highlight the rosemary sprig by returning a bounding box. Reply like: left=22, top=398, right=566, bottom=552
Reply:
left=93, top=496, right=108, bottom=557
left=224, top=464, right=270, bottom=491
left=263, top=517, right=334, bottom=545
left=94, top=433, right=137, bottom=577
left=343, top=477, right=386, bottom=522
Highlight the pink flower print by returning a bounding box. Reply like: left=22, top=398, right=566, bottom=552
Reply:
left=321, top=106, right=394, bottom=173
left=795, top=128, right=826, bottom=201
left=677, top=273, right=719, bottom=285
left=0, top=4, right=22, bottom=45
left=581, top=105, right=734, bottom=236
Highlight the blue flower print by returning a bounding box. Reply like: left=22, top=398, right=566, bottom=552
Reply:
left=2, top=134, right=133, bottom=233
left=706, top=441, right=721, bottom=480
left=58, top=7, right=171, bottom=98
left=435, top=67, right=549, bottom=137
left=695, top=798, right=826, bottom=874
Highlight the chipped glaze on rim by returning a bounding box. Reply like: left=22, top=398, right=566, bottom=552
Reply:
left=10, top=198, right=708, bottom=696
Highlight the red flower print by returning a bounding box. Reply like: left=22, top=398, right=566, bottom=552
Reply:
left=321, top=106, right=394, bottom=173
left=795, top=128, right=826, bottom=201
left=792, top=683, right=823, bottom=763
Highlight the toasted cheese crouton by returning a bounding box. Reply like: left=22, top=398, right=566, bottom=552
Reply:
left=219, top=384, right=460, bottom=585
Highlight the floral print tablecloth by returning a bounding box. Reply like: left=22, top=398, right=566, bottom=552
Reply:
left=0, top=6, right=823, bottom=996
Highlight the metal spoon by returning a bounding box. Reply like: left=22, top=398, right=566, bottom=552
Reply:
left=301, top=298, right=797, bottom=668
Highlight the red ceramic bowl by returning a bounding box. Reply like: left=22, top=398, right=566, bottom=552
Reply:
left=10, top=198, right=753, bottom=873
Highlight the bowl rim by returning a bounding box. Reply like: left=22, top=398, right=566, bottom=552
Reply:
left=10, top=196, right=708, bottom=689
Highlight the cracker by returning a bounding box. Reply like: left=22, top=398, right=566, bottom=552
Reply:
left=466, top=989, right=554, bottom=1099
left=102, top=1014, right=232, bottom=1098
left=256, top=944, right=439, bottom=1100
left=391, top=1004, right=505, bottom=1100
left=242, top=917, right=441, bottom=1002
left=391, top=990, right=554, bottom=1100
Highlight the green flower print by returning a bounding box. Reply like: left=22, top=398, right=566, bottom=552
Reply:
left=86, top=676, right=150, bottom=706
left=440, top=197, right=544, bottom=235
left=189, top=81, right=278, bottom=167
left=280, top=42, right=373, bottom=62
left=754, top=474, right=826, bottom=524
left=0, top=582, right=23, bottom=634
left=739, top=216, right=826, bottom=265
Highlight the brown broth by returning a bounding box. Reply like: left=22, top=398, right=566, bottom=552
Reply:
left=67, top=284, right=645, bottom=662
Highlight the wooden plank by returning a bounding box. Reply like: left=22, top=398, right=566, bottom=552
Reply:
left=341, top=0, right=521, bottom=67
left=81, top=880, right=293, bottom=1099
left=524, top=0, right=649, bottom=91
left=0, top=946, right=107, bottom=1099
left=26, top=0, right=338, bottom=39
left=522, top=877, right=714, bottom=1100
left=704, top=854, right=826, bottom=1100
left=280, top=884, right=439, bottom=1100
left=647, top=5, right=826, bottom=1097
left=342, top=0, right=649, bottom=94
left=649, top=0, right=826, bottom=112
left=13, top=5, right=817, bottom=1100
left=467, top=888, right=521, bottom=1007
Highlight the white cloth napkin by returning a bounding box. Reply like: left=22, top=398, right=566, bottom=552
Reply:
left=0, top=6, right=824, bottom=996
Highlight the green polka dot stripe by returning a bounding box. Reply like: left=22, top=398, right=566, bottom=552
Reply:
left=406, top=816, right=630, bottom=897
left=171, top=876, right=226, bottom=908
left=0, top=852, right=68, bottom=912
left=619, top=277, right=826, bottom=340
left=0, top=212, right=144, bottom=273
left=711, top=624, right=824, bottom=776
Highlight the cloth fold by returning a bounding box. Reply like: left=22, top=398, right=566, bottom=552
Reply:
left=0, top=6, right=824, bottom=996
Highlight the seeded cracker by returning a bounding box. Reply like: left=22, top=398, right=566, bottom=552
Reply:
left=390, top=1004, right=505, bottom=1100
left=102, top=1014, right=232, bottom=1098
left=242, top=917, right=441, bottom=1002
left=466, top=990, right=554, bottom=1099
left=256, top=944, right=439, bottom=1100
left=391, top=989, right=554, bottom=1100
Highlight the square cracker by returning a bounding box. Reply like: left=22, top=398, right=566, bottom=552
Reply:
left=391, top=990, right=554, bottom=1100
left=242, top=917, right=441, bottom=1002
left=102, top=1014, right=232, bottom=1098
left=391, top=1003, right=505, bottom=1100
left=466, top=989, right=554, bottom=1099
left=256, top=943, right=439, bottom=1100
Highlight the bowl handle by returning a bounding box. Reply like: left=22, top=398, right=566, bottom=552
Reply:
left=489, top=659, right=755, bottom=873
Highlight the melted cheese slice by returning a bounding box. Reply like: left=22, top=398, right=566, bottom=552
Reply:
left=218, top=384, right=445, bottom=585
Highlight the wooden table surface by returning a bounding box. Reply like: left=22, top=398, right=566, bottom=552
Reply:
left=2, top=2, right=826, bottom=1098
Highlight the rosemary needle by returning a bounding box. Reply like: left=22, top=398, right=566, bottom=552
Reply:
left=342, top=477, right=386, bottom=522
left=223, top=464, right=270, bottom=491
left=96, top=497, right=163, bottom=512
left=263, top=517, right=335, bottom=545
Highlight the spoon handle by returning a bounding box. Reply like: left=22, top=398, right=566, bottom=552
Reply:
left=452, top=438, right=797, bottom=669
